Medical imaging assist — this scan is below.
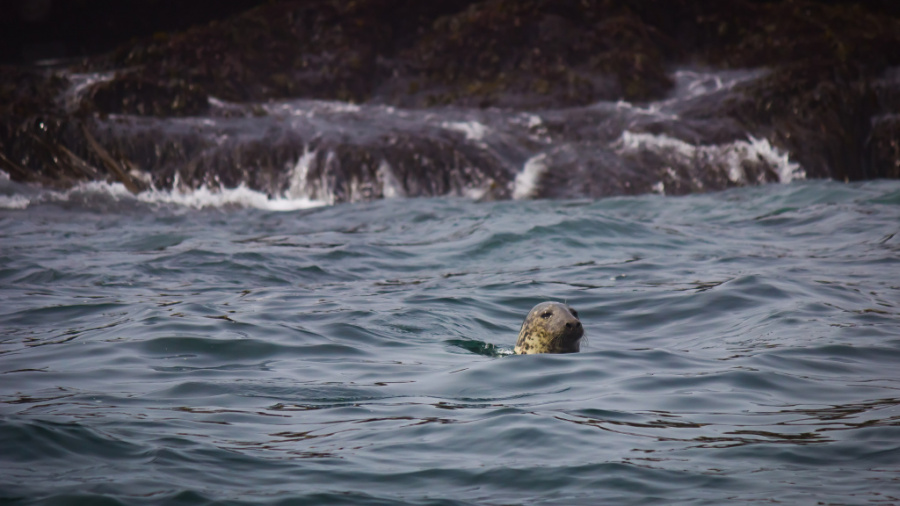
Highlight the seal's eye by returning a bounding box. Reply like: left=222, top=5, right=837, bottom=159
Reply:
left=541, top=311, right=552, bottom=319
left=570, top=308, right=579, bottom=318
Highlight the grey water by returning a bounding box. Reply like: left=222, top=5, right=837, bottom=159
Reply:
left=1, top=179, right=900, bottom=505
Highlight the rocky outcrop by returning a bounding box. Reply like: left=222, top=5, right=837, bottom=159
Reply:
left=2, top=0, right=899, bottom=200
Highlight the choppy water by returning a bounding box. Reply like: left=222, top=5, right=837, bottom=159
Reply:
left=1, top=179, right=899, bottom=505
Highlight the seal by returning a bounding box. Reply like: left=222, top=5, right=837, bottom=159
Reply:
left=514, top=301, right=584, bottom=354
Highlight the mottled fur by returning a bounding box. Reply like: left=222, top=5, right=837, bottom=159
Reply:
left=514, top=302, right=583, bottom=354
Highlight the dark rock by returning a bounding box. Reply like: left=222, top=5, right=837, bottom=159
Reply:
left=723, top=63, right=880, bottom=181
left=3, top=0, right=900, bottom=197
left=389, top=0, right=672, bottom=108
left=527, top=145, right=655, bottom=199
left=0, top=0, right=269, bottom=65
left=85, top=73, right=209, bottom=117
left=868, top=116, right=900, bottom=180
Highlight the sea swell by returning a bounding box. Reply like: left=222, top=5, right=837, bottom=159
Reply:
left=2, top=180, right=899, bottom=505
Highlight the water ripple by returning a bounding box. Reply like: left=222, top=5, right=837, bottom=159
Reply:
left=1, top=181, right=899, bottom=504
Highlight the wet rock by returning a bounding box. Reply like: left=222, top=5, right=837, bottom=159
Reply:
left=524, top=145, right=655, bottom=199
left=0, top=67, right=83, bottom=189
left=868, top=116, right=900, bottom=180
left=387, top=0, right=671, bottom=108
left=85, top=73, right=209, bottom=117
left=83, top=109, right=513, bottom=203
left=723, top=63, right=880, bottom=181
left=69, top=0, right=674, bottom=110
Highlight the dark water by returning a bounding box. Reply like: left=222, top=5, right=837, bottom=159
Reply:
left=1, top=179, right=900, bottom=505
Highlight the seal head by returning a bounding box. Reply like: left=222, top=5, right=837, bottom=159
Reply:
left=514, top=302, right=583, bottom=354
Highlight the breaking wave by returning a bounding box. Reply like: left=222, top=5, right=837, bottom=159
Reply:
left=0, top=170, right=326, bottom=211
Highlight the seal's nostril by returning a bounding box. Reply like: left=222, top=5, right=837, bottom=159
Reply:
left=575, top=321, right=581, bottom=328
left=565, top=322, right=573, bottom=328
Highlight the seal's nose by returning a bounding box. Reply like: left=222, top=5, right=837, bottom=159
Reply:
left=565, top=321, right=582, bottom=330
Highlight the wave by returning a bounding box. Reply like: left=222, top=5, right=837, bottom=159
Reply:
left=4, top=68, right=823, bottom=206
left=0, top=170, right=326, bottom=211
left=613, top=132, right=806, bottom=188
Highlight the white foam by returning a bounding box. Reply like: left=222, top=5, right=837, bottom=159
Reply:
left=263, top=99, right=363, bottom=118
left=613, top=131, right=804, bottom=184
left=378, top=160, right=405, bottom=199
left=616, top=131, right=693, bottom=156
left=0, top=179, right=326, bottom=212
left=614, top=100, right=679, bottom=121
left=314, top=101, right=362, bottom=114
left=513, top=153, right=549, bottom=200
left=286, top=149, right=316, bottom=198
left=611, top=69, right=766, bottom=122
left=509, top=113, right=543, bottom=129
left=670, top=69, right=765, bottom=100
left=284, top=149, right=337, bottom=205
left=442, top=121, right=490, bottom=141
left=62, top=71, right=117, bottom=111
left=136, top=184, right=325, bottom=211
left=0, top=195, right=31, bottom=209
left=747, top=136, right=805, bottom=183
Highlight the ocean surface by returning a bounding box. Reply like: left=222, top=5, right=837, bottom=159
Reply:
left=1, top=177, right=899, bottom=505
